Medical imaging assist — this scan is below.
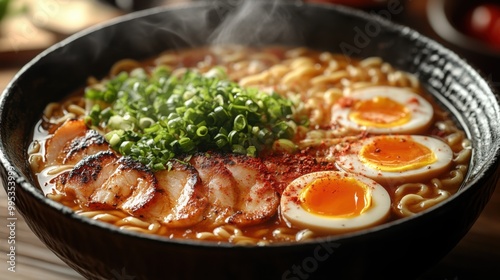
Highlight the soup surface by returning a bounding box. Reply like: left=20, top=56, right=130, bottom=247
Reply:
left=29, top=45, right=471, bottom=245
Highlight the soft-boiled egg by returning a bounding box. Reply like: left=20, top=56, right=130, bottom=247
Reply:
left=331, top=86, right=434, bottom=134
left=336, top=135, right=453, bottom=185
left=281, top=171, right=391, bottom=234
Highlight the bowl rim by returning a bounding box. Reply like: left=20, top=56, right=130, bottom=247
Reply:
left=1, top=1, right=500, bottom=249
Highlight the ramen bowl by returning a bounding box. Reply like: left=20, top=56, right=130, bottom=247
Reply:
left=1, top=2, right=499, bottom=280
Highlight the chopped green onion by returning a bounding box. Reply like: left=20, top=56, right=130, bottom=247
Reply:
left=196, top=126, right=208, bottom=137
left=233, top=114, right=247, bottom=131
left=272, top=139, right=298, bottom=154
left=84, top=67, right=306, bottom=170
left=139, top=117, right=155, bottom=129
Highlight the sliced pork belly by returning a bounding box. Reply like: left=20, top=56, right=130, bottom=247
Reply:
left=45, top=119, right=111, bottom=166
left=191, top=153, right=279, bottom=227
left=53, top=152, right=208, bottom=227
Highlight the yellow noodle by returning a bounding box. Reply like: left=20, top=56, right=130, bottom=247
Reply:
left=239, top=72, right=270, bottom=86
left=116, top=216, right=151, bottom=228
left=171, top=67, right=188, bottom=77
left=78, top=211, right=108, bottom=218
left=252, top=228, right=272, bottom=238
left=231, top=235, right=260, bottom=245
left=213, top=226, right=232, bottom=239
left=387, top=71, right=404, bottom=86
left=155, top=225, right=169, bottom=236
left=432, top=168, right=466, bottom=191
left=296, top=229, right=315, bottom=241
left=93, top=213, right=123, bottom=223
left=346, top=65, right=362, bottom=78
left=46, top=165, right=75, bottom=175
left=86, top=76, right=99, bottom=86
left=267, top=64, right=289, bottom=79
left=394, top=183, right=451, bottom=217
left=281, top=66, right=317, bottom=85
left=43, top=102, right=60, bottom=118
left=405, top=73, right=420, bottom=89
left=67, top=104, right=86, bottom=116
left=250, top=53, right=280, bottom=64
left=28, top=154, right=44, bottom=173
left=318, top=51, right=334, bottom=62
left=285, top=47, right=309, bottom=58
left=359, top=57, right=383, bottom=68
left=324, top=60, right=340, bottom=74
left=119, top=225, right=155, bottom=234
left=445, top=131, right=464, bottom=147
left=455, top=148, right=472, bottom=165
left=324, top=88, right=343, bottom=102
left=456, top=164, right=468, bottom=175
left=154, top=53, right=178, bottom=66
left=148, top=222, right=162, bottom=233
left=290, top=57, right=315, bottom=69
left=380, top=62, right=394, bottom=73
left=47, top=193, right=65, bottom=202
left=298, top=137, right=358, bottom=149
left=351, top=81, right=375, bottom=90
left=110, top=59, right=140, bottom=77
left=196, top=232, right=216, bottom=240
left=461, top=138, right=472, bottom=149
left=221, top=51, right=245, bottom=63
left=340, top=77, right=353, bottom=88
left=28, top=140, right=41, bottom=154
left=272, top=227, right=298, bottom=240
left=53, top=113, right=76, bottom=124
left=306, top=129, right=327, bottom=140
left=311, top=70, right=348, bottom=85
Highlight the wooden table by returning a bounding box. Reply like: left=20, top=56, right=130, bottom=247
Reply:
left=1, top=1, right=499, bottom=279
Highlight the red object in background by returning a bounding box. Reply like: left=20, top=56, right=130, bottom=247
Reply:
left=465, top=4, right=500, bottom=49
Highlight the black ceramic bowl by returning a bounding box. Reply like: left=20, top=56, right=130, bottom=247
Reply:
left=1, top=2, right=500, bottom=280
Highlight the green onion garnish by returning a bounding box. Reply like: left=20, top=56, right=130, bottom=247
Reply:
left=85, top=66, right=303, bottom=170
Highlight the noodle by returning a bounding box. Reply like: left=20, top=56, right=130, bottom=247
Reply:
left=115, top=216, right=152, bottom=228
left=431, top=170, right=465, bottom=190
left=359, top=57, right=383, bottom=68
left=67, top=104, right=86, bottom=116
left=311, top=70, right=349, bottom=85
left=296, top=229, right=316, bottom=242
left=110, top=59, right=141, bottom=77
left=394, top=183, right=451, bottom=217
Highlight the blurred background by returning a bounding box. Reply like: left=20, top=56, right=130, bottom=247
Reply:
left=0, top=0, right=499, bottom=279
left=1, top=0, right=499, bottom=86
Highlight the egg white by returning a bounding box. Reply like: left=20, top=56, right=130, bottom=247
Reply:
left=336, top=135, right=453, bottom=186
left=280, top=171, right=391, bottom=234
left=331, top=86, right=434, bottom=134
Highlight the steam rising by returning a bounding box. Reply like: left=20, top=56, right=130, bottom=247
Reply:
left=63, top=0, right=305, bottom=76
left=207, top=0, right=303, bottom=45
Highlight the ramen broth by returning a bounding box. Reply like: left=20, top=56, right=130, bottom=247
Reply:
left=28, top=46, right=471, bottom=244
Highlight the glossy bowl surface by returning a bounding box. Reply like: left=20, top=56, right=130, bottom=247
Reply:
left=1, top=2, right=500, bottom=280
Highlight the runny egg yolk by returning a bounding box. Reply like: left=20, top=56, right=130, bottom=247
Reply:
left=359, top=136, right=437, bottom=172
left=280, top=171, right=391, bottom=234
left=349, top=96, right=411, bottom=128
left=299, top=177, right=371, bottom=218
left=331, top=87, right=434, bottom=135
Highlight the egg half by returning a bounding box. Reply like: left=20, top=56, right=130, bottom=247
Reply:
left=336, top=135, right=453, bottom=185
left=280, top=171, right=391, bottom=234
left=331, top=86, right=434, bottom=134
